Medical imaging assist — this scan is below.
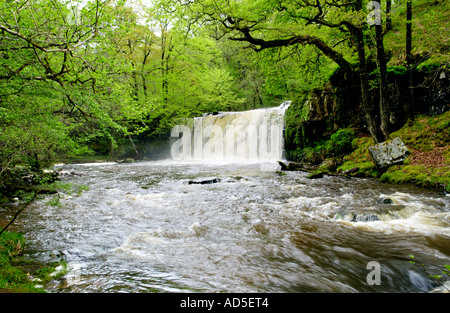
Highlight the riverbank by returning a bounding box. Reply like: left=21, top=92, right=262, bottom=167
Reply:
left=3, top=159, right=449, bottom=292
left=0, top=231, right=67, bottom=293
left=340, top=111, right=449, bottom=193
left=0, top=153, right=448, bottom=292
left=1, top=111, right=448, bottom=292
left=0, top=174, right=76, bottom=292
left=283, top=111, right=450, bottom=194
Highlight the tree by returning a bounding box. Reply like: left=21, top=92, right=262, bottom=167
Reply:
left=406, top=0, right=414, bottom=122
left=372, top=1, right=390, bottom=140
left=99, top=1, right=246, bottom=140
left=0, top=0, right=125, bottom=178
left=169, top=0, right=391, bottom=143
left=386, top=0, right=392, bottom=31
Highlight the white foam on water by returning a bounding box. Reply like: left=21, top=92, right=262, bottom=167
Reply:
left=340, top=211, right=450, bottom=237
left=260, top=162, right=282, bottom=172
left=64, top=262, right=84, bottom=285
left=283, top=189, right=450, bottom=239
left=73, top=162, right=117, bottom=166
left=112, top=232, right=172, bottom=259
left=189, top=222, right=209, bottom=237
left=124, top=193, right=165, bottom=202
left=23, top=148, right=450, bottom=293
left=112, top=223, right=209, bottom=260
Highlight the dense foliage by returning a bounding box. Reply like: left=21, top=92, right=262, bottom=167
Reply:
left=1, top=0, right=448, bottom=195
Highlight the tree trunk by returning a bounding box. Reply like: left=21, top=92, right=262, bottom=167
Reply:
left=131, top=68, right=139, bottom=101
left=256, top=85, right=264, bottom=108
left=386, top=0, right=392, bottom=31
left=142, top=75, right=148, bottom=100
left=128, top=40, right=139, bottom=102
left=160, top=22, right=172, bottom=106
left=141, top=50, right=150, bottom=102
left=375, top=23, right=389, bottom=141
left=354, top=28, right=384, bottom=144
left=406, top=0, right=414, bottom=122
left=127, top=133, right=139, bottom=158
left=161, top=25, right=167, bottom=105
left=28, top=153, right=40, bottom=172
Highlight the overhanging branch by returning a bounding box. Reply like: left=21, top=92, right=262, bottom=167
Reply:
left=229, top=27, right=351, bottom=70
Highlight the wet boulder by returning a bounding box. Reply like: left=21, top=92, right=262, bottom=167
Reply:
left=368, top=137, right=410, bottom=172
left=343, top=167, right=359, bottom=175
left=307, top=172, right=324, bottom=179
left=277, top=161, right=317, bottom=172
left=188, top=178, right=220, bottom=185
left=278, top=161, right=288, bottom=170
left=378, top=198, right=394, bottom=205
left=319, top=158, right=339, bottom=172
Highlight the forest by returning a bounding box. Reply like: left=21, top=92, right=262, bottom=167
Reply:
left=1, top=0, right=450, bottom=295
left=0, top=0, right=449, bottom=197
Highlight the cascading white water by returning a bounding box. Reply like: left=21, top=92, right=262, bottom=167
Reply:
left=171, top=101, right=291, bottom=161
left=20, top=160, right=450, bottom=293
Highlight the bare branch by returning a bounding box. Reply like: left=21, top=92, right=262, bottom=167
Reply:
left=0, top=191, right=37, bottom=237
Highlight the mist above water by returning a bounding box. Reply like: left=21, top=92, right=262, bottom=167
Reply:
left=171, top=102, right=290, bottom=161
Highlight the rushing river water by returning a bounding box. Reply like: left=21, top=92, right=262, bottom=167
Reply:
left=5, top=160, right=450, bottom=293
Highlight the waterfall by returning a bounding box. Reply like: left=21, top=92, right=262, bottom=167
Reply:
left=171, top=101, right=291, bottom=161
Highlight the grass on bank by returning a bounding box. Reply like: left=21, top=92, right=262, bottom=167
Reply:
left=337, top=111, right=450, bottom=192
left=385, top=0, right=450, bottom=67
left=0, top=178, right=87, bottom=292
left=0, top=231, right=67, bottom=293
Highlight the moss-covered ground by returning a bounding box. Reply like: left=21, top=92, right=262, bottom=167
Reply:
left=0, top=231, right=67, bottom=293
left=337, top=111, right=450, bottom=192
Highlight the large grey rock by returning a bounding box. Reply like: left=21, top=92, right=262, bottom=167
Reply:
left=369, top=137, right=410, bottom=172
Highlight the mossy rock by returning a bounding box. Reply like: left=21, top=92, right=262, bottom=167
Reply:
left=368, top=137, right=411, bottom=172
left=307, top=172, right=324, bottom=179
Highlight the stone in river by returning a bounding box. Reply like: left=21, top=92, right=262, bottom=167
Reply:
left=188, top=178, right=220, bottom=185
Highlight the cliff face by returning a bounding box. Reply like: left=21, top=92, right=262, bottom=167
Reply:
left=285, top=66, right=449, bottom=161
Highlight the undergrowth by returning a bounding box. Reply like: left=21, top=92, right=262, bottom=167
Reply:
left=337, top=111, right=450, bottom=192
left=0, top=232, right=67, bottom=293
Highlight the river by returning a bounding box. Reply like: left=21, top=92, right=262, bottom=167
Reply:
left=7, top=160, right=450, bottom=293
